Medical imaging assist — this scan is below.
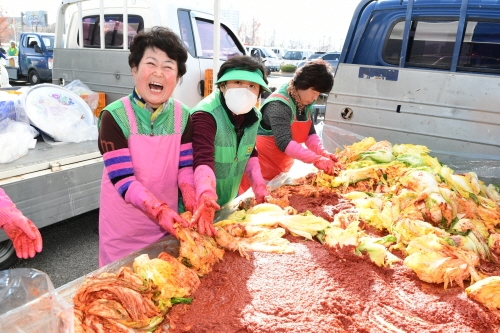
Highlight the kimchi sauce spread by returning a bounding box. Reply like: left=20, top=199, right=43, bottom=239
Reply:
left=166, top=187, right=499, bottom=333
left=167, top=238, right=498, bottom=333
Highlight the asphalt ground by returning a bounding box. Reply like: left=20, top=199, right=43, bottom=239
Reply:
left=11, top=209, right=100, bottom=289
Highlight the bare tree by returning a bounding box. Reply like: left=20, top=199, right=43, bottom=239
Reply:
left=0, top=16, right=12, bottom=44
left=238, top=17, right=262, bottom=45
left=250, top=17, right=261, bottom=45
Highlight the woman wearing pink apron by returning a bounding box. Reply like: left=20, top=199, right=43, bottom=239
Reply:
left=240, top=59, right=338, bottom=192
left=97, top=27, right=194, bottom=267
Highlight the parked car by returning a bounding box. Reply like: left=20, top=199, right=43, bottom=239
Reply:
left=320, top=52, right=341, bottom=70
left=297, top=51, right=326, bottom=69
left=280, top=49, right=314, bottom=67
left=245, top=46, right=281, bottom=74
left=271, top=47, right=287, bottom=60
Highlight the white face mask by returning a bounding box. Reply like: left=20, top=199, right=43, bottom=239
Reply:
left=223, top=87, right=258, bottom=115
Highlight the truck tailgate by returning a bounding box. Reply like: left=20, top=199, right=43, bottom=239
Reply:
left=0, top=140, right=103, bottom=241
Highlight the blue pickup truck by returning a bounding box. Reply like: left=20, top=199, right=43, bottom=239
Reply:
left=323, top=0, right=500, bottom=184
left=6, top=32, right=54, bottom=85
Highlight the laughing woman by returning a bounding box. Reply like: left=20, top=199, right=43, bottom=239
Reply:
left=96, top=27, right=195, bottom=267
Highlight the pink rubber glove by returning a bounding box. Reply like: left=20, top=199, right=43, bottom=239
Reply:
left=305, top=134, right=338, bottom=162
left=191, top=165, right=219, bottom=237
left=285, top=140, right=336, bottom=175
left=125, top=182, right=188, bottom=237
left=0, top=205, right=43, bottom=259
left=178, top=167, right=197, bottom=212
left=244, top=157, right=269, bottom=203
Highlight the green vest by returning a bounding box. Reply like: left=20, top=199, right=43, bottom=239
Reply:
left=192, top=90, right=261, bottom=206
left=98, top=95, right=190, bottom=138
left=7, top=47, right=18, bottom=56
left=258, top=83, right=314, bottom=136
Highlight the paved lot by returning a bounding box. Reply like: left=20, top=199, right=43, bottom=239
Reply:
left=12, top=209, right=99, bottom=289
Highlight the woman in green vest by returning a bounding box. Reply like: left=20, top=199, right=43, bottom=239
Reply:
left=254, top=59, right=338, bottom=184
left=190, top=55, right=271, bottom=237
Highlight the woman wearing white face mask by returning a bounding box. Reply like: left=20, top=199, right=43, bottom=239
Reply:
left=190, top=55, right=271, bottom=237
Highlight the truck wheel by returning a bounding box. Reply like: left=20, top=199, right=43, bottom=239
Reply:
left=28, top=70, right=41, bottom=85
left=0, top=240, right=18, bottom=270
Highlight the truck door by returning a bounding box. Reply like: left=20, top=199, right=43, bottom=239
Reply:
left=19, top=35, right=42, bottom=76
left=178, top=9, right=245, bottom=103
left=19, top=34, right=47, bottom=76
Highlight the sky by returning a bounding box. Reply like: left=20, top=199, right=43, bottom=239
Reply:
left=0, top=0, right=359, bottom=51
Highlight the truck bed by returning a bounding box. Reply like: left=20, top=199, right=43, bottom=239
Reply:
left=0, top=139, right=103, bottom=241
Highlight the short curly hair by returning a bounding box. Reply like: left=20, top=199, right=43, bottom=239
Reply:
left=293, top=59, right=334, bottom=93
left=128, top=26, right=188, bottom=78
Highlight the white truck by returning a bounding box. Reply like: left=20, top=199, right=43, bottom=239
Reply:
left=0, top=0, right=246, bottom=268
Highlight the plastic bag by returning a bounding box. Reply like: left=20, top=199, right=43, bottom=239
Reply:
left=0, top=118, right=38, bottom=163
left=64, top=79, right=99, bottom=112
left=0, top=268, right=73, bottom=333
left=0, top=91, right=30, bottom=124
left=23, top=85, right=98, bottom=143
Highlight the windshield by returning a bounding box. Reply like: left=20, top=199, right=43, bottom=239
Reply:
left=262, top=48, right=277, bottom=58
left=309, top=53, right=324, bottom=60
left=283, top=51, right=303, bottom=60
left=42, top=36, right=55, bottom=51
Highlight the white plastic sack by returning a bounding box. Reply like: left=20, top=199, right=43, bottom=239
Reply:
left=64, top=79, right=99, bottom=112
left=0, top=119, right=38, bottom=163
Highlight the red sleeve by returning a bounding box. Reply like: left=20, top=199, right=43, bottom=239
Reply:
left=191, top=111, right=217, bottom=172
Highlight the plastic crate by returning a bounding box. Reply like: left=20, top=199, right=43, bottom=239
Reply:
left=204, top=68, right=213, bottom=97
left=93, top=92, right=106, bottom=118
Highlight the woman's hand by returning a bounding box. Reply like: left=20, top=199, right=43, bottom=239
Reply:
left=190, top=194, right=220, bottom=237
left=313, top=157, right=336, bottom=175
left=2, top=213, right=43, bottom=259
left=157, top=205, right=189, bottom=237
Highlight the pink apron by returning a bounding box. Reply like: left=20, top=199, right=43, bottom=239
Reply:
left=98, top=97, right=182, bottom=267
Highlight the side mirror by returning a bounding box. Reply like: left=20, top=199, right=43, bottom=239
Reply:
left=34, top=45, right=42, bottom=53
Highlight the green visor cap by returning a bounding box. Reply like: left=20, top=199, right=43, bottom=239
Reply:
left=215, top=69, right=271, bottom=92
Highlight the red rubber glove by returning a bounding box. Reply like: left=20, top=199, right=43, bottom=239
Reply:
left=126, top=183, right=188, bottom=237
left=178, top=167, right=197, bottom=213
left=0, top=208, right=43, bottom=259
left=190, top=194, right=220, bottom=237
left=191, top=165, right=219, bottom=237
left=156, top=204, right=189, bottom=237
left=313, top=157, right=336, bottom=175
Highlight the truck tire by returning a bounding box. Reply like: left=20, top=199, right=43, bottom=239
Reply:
left=0, top=240, right=18, bottom=270
left=28, top=70, right=41, bottom=85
